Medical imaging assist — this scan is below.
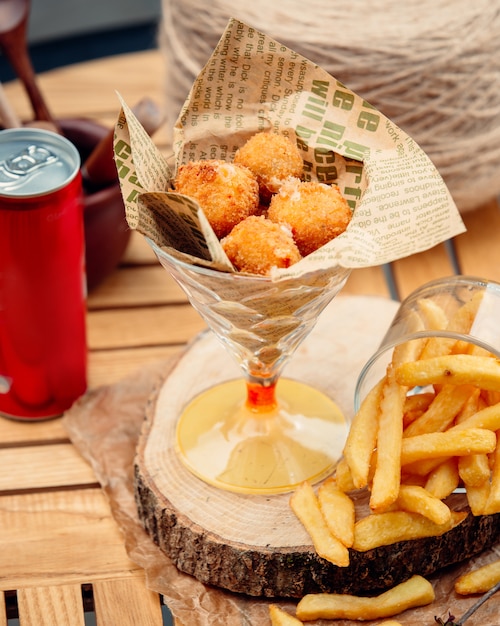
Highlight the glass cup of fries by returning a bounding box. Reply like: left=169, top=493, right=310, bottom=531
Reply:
left=330, top=275, right=500, bottom=565
left=149, top=239, right=351, bottom=495
left=355, top=275, right=500, bottom=411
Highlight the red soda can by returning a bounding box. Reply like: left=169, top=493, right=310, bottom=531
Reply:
left=0, top=128, right=87, bottom=419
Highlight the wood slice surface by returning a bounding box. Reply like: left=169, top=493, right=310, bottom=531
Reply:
left=134, top=295, right=500, bottom=598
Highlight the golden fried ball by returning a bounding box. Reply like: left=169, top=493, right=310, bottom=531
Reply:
left=221, top=215, right=302, bottom=276
left=174, top=159, right=260, bottom=238
left=267, top=179, right=352, bottom=256
left=234, top=132, right=303, bottom=201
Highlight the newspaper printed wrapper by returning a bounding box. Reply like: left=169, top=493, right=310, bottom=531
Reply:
left=114, top=18, right=465, bottom=282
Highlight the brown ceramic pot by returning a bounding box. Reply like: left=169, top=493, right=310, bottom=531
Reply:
left=58, top=118, right=131, bottom=292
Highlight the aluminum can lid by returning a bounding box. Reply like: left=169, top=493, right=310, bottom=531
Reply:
left=0, top=128, right=80, bottom=198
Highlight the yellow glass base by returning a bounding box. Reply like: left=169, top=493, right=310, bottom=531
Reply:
left=176, top=378, right=348, bottom=495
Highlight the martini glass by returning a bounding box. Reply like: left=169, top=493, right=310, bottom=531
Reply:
left=149, top=239, right=351, bottom=495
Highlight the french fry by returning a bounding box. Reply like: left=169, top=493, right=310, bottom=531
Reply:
left=403, top=391, right=435, bottom=428
left=446, top=290, right=484, bottom=332
left=418, top=290, right=483, bottom=361
left=482, top=429, right=500, bottom=515
left=403, top=384, right=475, bottom=437
left=417, top=297, right=449, bottom=331
left=456, top=387, right=482, bottom=422
left=318, top=477, right=355, bottom=547
left=400, top=428, right=496, bottom=466
left=452, top=384, right=491, bottom=487
left=466, top=481, right=490, bottom=516
left=289, top=482, right=349, bottom=567
left=424, top=458, right=460, bottom=499
left=455, top=559, right=500, bottom=595
left=296, top=575, right=435, bottom=621
left=401, top=473, right=427, bottom=487
left=398, top=308, right=427, bottom=339
left=395, top=354, right=500, bottom=392
left=370, top=336, right=428, bottom=513
left=269, top=605, right=303, bottom=625
left=343, top=379, right=383, bottom=489
left=398, top=414, right=498, bottom=476
left=477, top=390, right=490, bottom=410
left=403, top=456, right=450, bottom=478
left=396, top=484, right=452, bottom=525
left=458, top=453, right=491, bottom=487
left=370, top=367, right=406, bottom=513
left=392, top=335, right=428, bottom=371
left=352, top=510, right=467, bottom=552
left=334, top=457, right=356, bottom=493
left=419, top=336, right=459, bottom=361
left=482, top=389, right=500, bottom=406
left=450, top=401, right=500, bottom=433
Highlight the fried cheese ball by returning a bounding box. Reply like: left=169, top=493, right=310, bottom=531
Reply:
left=234, top=131, right=304, bottom=201
left=267, top=179, right=352, bottom=256
left=174, top=159, right=260, bottom=238
left=221, top=215, right=301, bottom=276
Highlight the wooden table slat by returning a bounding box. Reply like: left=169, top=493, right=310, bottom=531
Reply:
left=342, top=265, right=391, bottom=299
left=0, top=490, right=142, bottom=591
left=3, top=50, right=169, bottom=135
left=87, top=266, right=187, bottom=310
left=17, top=585, right=85, bottom=626
left=122, top=230, right=159, bottom=266
left=0, top=444, right=96, bottom=492
left=390, top=242, right=456, bottom=300
left=87, top=305, right=206, bottom=351
left=87, top=345, right=179, bottom=389
left=93, top=577, right=164, bottom=626
left=455, top=199, right=500, bottom=281
left=0, top=417, right=68, bottom=447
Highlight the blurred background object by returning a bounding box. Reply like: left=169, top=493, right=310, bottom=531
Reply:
left=0, top=0, right=161, bottom=80
left=160, top=0, right=500, bottom=215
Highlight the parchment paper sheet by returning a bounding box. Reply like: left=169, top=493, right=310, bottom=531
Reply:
left=63, top=357, right=500, bottom=626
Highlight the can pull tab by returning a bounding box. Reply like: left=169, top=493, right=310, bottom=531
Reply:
left=0, top=144, right=58, bottom=190
left=0, top=375, right=12, bottom=394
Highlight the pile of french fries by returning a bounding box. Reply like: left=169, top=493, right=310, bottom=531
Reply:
left=342, top=288, right=500, bottom=533
left=270, top=286, right=500, bottom=623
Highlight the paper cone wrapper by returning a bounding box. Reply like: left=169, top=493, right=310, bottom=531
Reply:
left=114, top=18, right=465, bottom=281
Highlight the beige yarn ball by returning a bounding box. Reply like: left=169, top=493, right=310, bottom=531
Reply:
left=160, top=0, right=500, bottom=213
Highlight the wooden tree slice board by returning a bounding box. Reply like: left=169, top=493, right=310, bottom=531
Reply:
left=134, top=295, right=500, bottom=598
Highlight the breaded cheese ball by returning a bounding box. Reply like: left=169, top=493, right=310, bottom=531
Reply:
left=174, top=159, right=260, bottom=238
left=267, top=179, right=352, bottom=256
left=233, top=131, right=303, bottom=201
left=221, top=215, right=301, bottom=276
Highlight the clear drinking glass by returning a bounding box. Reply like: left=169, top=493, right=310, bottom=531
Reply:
left=355, top=276, right=500, bottom=411
left=149, top=239, right=352, bottom=495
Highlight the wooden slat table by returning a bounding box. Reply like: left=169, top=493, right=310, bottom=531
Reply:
left=1, top=49, right=499, bottom=625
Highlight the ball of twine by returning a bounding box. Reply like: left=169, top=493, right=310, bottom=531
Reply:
left=160, top=0, right=500, bottom=213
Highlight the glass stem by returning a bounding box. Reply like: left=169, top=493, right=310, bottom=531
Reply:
left=246, top=380, right=278, bottom=412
